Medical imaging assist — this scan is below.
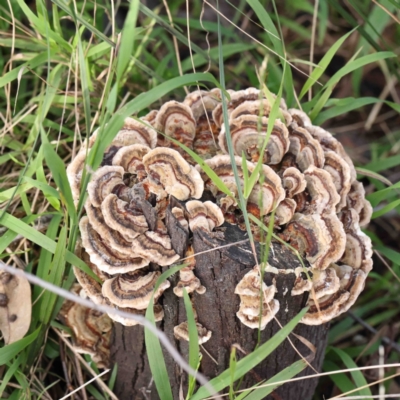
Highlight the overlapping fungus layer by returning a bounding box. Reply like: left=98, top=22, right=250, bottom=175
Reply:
left=67, top=88, right=373, bottom=348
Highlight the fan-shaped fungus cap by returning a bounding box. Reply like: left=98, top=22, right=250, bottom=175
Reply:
left=212, top=87, right=264, bottom=127
left=171, top=207, right=189, bottom=231
left=173, top=246, right=206, bottom=296
left=174, top=321, right=212, bottom=344
left=131, top=219, right=180, bottom=266
left=87, top=166, right=125, bottom=208
left=60, top=284, right=112, bottom=367
left=85, top=201, right=134, bottom=255
left=282, top=167, right=307, bottom=198
left=102, top=270, right=170, bottom=310
left=282, top=213, right=345, bottom=270
left=0, top=270, right=31, bottom=344
left=218, top=115, right=289, bottom=164
left=113, top=117, right=158, bottom=149
left=304, top=165, right=341, bottom=215
left=229, top=99, right=292, bottom=126
left=288, top=126, right=325, bottom=171
left=301, top=264, right=367, bottom=325
left=79, top=217, right=149, bottom=274
left=310, top=268, right=340, bottom=299
left=340, top=215, right=373, bottom=271
left=235, top=268, right=279, bottom=330
left=173, top=268, right=206, bottom=296
left=288, top=108, right=312, bottom=128
left=306, top=125, right=357, bottom=183
left=73, top=242, right=111, bottom=306
left=101, top=194, right=148, bottom=240
left=198, top=155, right=284, bottom=217
left=184, top=90, right=220, bottom=120
left=155, top=101, right=196, bottom=150
left=66, top=150, right=87, bottom=205
left=323, top=151, right=352, bottom=212
left=108, top=304, right=164, bottom=327
left=143, top=148, right=204, bottom=200
left=266, top=198, right=296, bottom=226
left=111, top=144, right=150, bottom=178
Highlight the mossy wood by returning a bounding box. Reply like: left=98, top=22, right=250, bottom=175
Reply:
left=111, top=215, right=329, bottom=399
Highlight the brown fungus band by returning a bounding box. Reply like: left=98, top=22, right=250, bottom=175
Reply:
left=67, top=88, right=373, bottom=363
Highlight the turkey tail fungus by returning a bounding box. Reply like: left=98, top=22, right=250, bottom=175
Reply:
left=66, top=89, right=373, bottom=399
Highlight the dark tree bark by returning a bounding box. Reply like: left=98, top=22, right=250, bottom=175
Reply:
left=111, top=221, right=329, bottom=400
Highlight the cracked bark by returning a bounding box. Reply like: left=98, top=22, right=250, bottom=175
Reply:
left=111, top=221, right=329, bottom=399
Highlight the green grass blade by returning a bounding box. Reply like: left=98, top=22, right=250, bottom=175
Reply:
left=242, top=359, right=308, bottom=400
left=77, top=37, right=92, bottom=143
left=323, top=360, right=355, bottom=393
left=364, top=154, right=400, bottom=173
left=42, top=143, right=77, bottom=224
left=299, top=28, right=357, bottom=100
left=310, top=51, right=396, bottom=120
left=40, top=224, right=67, bottom=324
left=32, top=213, right=62, bottom=304
left=0, top=50, right=57, bottom=89
left=0, top=212, right=99, bottom=282
left=116, top=0, right=140, bottom=80
left=372, top=198, right=400, bottom=219
left=329, top=347, right=372, bottom=397
left=0, top=328, right=40, bottom=365
left=216, top=1, right=254, bottom=247
left=313, top=96, right=380, bottom=125
left=183, top=288, right=199, bottom=397
left=145, top=264, right=185, bottom=400
left=367, top=181, right=400, bottom=206
left=192, top=307, right=308, bottom=399
left=0, top=354, right=23, bottom=397
left=15, top=0, right=71, bottom=52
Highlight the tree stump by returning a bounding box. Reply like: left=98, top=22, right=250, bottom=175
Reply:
left=111, top=218, right=329, bottom=399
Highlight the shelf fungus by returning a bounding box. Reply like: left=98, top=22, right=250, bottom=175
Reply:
left=68, top=87, right=373, bottom=344
left=60, top=284, right=112, bottom=368
left=235, top=268, right=279, bottom=330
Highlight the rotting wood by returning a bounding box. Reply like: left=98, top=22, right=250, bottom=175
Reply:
left=111, top=220, right=329, bottom=400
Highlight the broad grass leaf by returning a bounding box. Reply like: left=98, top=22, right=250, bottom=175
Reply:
left=364, top=155, right=400, bottom=173
left=32, top=214, right=62, bottom=308
left=299, top=28, right=357, bottom=100
left=0, top=328, right=40, bottom=365
left=51, top=0, right=114, bottom=46
left=375, top=245, right=400, bottom=265
left=191, top=307, right=308, bottom=399
left=77, top=37, right=92, bottom=143
left=372, top=199, right=400, bottom=219
left=242, top=359, right=308, bottom=400
left=0, top=354, right=23, bottom=397
left=329, top=347, right=372, bottom=397
left=313, top=96, right=379, bottom=125
left=0, top=213, right=99, bottom=282
left=183, top=288, right=199, bottom=397
left=42, top=143, right=77, bottom=223
left=116, top=0, right=140, bottom=80
left=323, top=360, right=355, bottom=393
left=15, top=0, right=71, bottom=51
left=144, top=265, right=185, bottom=400
left=40, top=224, right=67, bottom=324
left=310, top=51, right=396, bottom=120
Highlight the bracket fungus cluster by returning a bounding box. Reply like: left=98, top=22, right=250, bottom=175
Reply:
left=67, top=87, right=373, bottom=362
